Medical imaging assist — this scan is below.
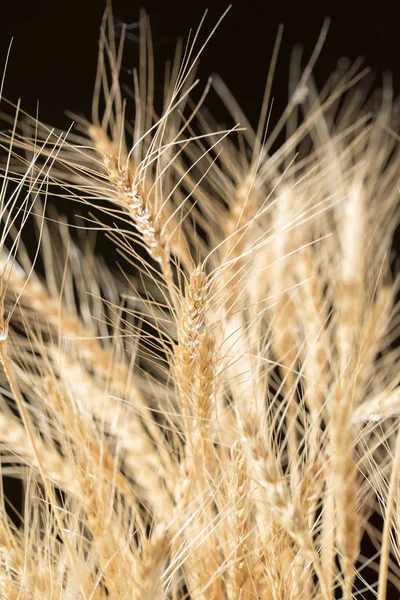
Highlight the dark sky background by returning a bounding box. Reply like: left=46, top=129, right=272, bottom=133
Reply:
left=1, top=0, right=399, bottom=129
left=1, top=1, right=399, bottom=598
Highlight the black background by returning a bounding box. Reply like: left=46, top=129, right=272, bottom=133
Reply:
left=1, top=1, right=399, bottom=598
left=1, top=0, right=399, bottom=130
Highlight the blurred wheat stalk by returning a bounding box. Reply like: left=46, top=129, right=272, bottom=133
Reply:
left=0, top=6, right=400, bottom=599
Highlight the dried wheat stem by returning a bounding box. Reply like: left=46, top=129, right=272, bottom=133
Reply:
left=5, top=268, right=145, bottom=404
left=84, top=515, right=137, bottom=597
left=267, top=190, right=303, bottom=480
left=74, top=461, right=139, bottom=597
left=336, top=182, right=364, bottom=372
left=326, top=183, right=364, bottom=597
left=321, top=491, right=336, bottom=597
left=241, top=422, right=306, bottom=543
left=44, top=377, right=138, bottom=508
left=174, top=280, right=222, bottom=598
left=295, top=249, right=331, bottom=420
left=241, top=419, right=330, bottom=597
left=0, top=411, right=77, bottom=493
left=171, top=461, right=223, bottom=600
left=179, top=517, right=224, bottom=600
left=350, top=285, right=392, bottom=406
left=378, top=426, right=400, bottom=600
left=132, top=526, right=169, bottom=600
left=271, top=291, right=300, bottom=473
left=47, top=347, right=175, bottom=517
left=225, top=441, right=253, bottom=600
left=329, top=384, right=360, bottom=598
left=4, top=267, right=174, bottom=514
left=0, top=326, right=88, bottom=600
left=215, top=176, right=263, bottom=442
left=352, top=388, right=400, bottom=423
left=221, top=175, right=255, bottom=315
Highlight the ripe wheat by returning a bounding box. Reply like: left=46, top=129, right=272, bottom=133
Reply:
left=0, top=6, right=400, bottom=599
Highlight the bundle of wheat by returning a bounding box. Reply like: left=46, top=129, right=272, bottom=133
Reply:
left=0, top=6, right=399, bottom=600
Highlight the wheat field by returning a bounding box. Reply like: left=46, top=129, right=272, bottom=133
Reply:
left=0, top=5, right=400, bottom=599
